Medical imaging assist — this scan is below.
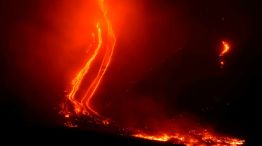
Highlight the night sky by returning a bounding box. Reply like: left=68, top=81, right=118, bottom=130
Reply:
left=0, top=0, right=261, bottom=144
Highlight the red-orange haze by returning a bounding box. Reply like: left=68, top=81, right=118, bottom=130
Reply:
left=63, top=0, right=115, bottom=117
left=60, top=0, right=244, bottom=145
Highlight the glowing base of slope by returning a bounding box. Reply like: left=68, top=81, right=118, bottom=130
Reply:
left=133, top=130, right=244, bottom=146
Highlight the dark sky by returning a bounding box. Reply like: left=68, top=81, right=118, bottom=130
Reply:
left=0, top=0, right=261, bottom=143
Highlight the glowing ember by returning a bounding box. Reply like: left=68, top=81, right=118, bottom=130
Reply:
left=220, top=41, right=230, bottom=57
left=63, top=0, right=115, bottom=118
left=133, top=130, right=245, bottom=146
left=219, top=41, right=230, bottom=68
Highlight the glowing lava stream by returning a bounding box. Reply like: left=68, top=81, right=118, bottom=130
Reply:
left=66, top=0, right=115, bottom=117
left=219, top=41, right=230, bottom=68
left=61, top=1, right=244, bottom=145
left=220, top=41, right=230, bottom=57
left=133, top=131, right=245, bottom=146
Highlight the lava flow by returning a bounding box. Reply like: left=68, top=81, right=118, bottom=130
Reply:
left=219, top=41, right=230, bottom=68
left=62, top=0, right=115, bottom=118
left=133, top=130, right=244, bottom=146
left=220, top=41, right=230, bottom=57
left=60, top=1, right=244, bottom=145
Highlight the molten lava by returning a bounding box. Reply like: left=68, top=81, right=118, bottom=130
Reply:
left=133, top=130, right=244, bottom=146
left=219, top=41, right=230, bottom=68
left=63, top=0, right=115, bottom=117
left=220, top=41, right=230, bottom=57
left=60, top=1, right=244, bottom=145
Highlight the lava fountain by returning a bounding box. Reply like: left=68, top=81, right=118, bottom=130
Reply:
left=60, top=0, right=244, bottom=145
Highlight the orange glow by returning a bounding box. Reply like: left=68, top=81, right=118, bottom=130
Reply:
left=64, top=0, right=115, bottom=117
left=220, top=61, right=224, bottom=65
left=59, top=2, right=244, bottom=146
left=219, top=41, right=230, bottom=68
left=133, top=130, right=245, bottom=146
left=81, top=0, right=116, bottom=116
left=220, top=41, right=230, bottom=57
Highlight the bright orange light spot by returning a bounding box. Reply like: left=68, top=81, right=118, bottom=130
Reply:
left=64, top=114, right=70, bottom=118
left=219, top=40, right=230, bottom=68
left=220, top=41, right=230, bottom=57
left=102, top=119, right=110, bottom=125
